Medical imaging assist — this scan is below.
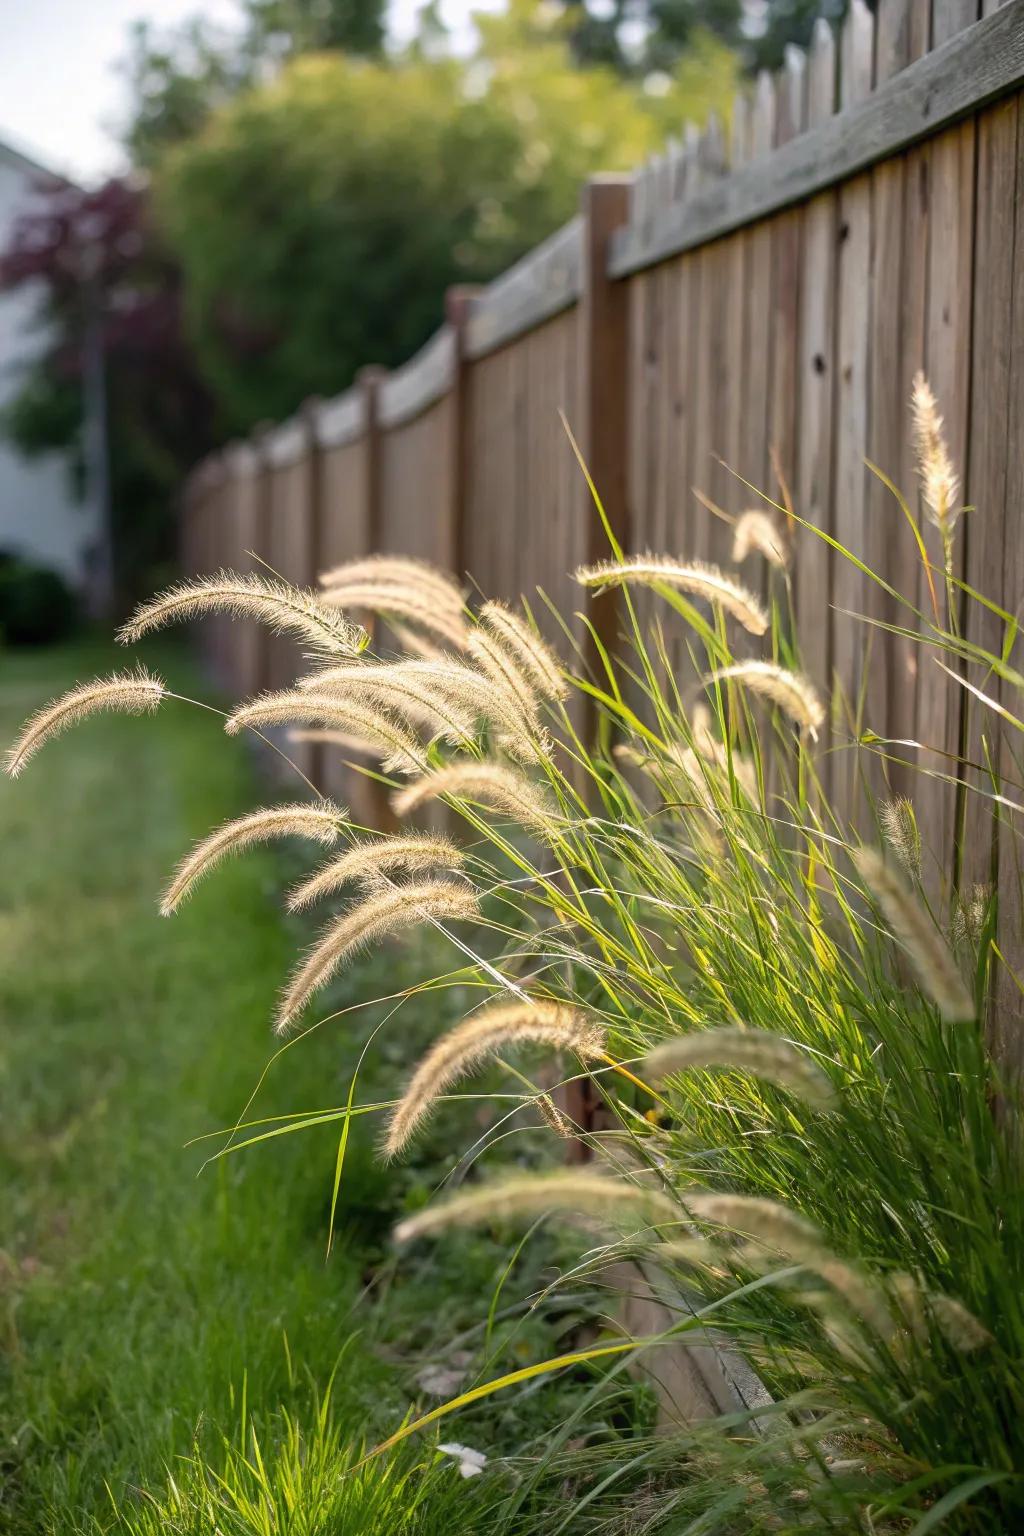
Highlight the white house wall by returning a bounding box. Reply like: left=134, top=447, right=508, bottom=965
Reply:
left=0, top=144, right=102, bottom=596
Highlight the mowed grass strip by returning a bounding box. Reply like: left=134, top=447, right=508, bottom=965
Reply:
left=0, top=641, right=400, bottom=1532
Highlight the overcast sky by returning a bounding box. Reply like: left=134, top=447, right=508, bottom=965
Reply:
left=0, top=0, right=436, bottom=184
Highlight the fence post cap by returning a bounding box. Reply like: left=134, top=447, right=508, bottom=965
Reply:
left=444, top=284, right=480, bottom=326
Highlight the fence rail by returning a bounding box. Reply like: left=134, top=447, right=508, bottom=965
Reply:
left=184, top=0, right=1024, bottom=973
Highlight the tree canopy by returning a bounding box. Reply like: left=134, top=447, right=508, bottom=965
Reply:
left=156, top=5, right=735, bottom=431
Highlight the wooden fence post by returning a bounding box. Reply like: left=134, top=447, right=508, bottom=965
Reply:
left=251, top=424, right=274, bottom=699
left=444, top=285, right=478, bottom=580
left=300, top=397, right=326, bottom=790
left=358, top=366, right=385, bottom=559
left=564, top=175, right=631, bottom=1158
left=355, top=365, right=396, bottom=828
left=578, top=175, right=632, bottom=686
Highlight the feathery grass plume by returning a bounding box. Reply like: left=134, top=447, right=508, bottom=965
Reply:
left=659, top=1236, right=733, bottom=1280
left=889, top=1274, right=992, bottom=1354
left=319, top=580, right=469, bottom=649
left=575, top=556, right=769, bottom=636
left=118, top=571, right=367, bottom=657
left=688, top=1194, right=894, bottom=1335
left=296, top=662, right=477, bottom=747
left=612, top=743, right=733, bottom=833
left=392, top=761, right=556, bottom=836
left=705, top=662, right=825, bottom=741
left=466, top=628, right=545, bottom=726
left=287, top=833, right=463, bottom=912
left=687, top=705, right=759, bottom=801
left=277, top=878, right=479, bottom=1033
left=304, top=656, right=545, bottom=762
left=5, top=667, right=165, bottom=778
left=644, top=1027, right=836, bottom=1109
left=383, top=1000, right=605, bottom=1158
left=731, top=510, right=788, bottom=568
left=394, top=1169, right=681, bottom=1245
left=225, top=691, right=427, bottom=774
left=911, top=372, right=961, bottom=542
left=853, top=846, right=974, bottom=1022
left=386, top=621, right=445, bottom=661
left=879, top=797, right=922, bottom=880
left=318, top=554, right=465, bottom=616
left=952, top=882, right=992, bottom=950
left=685, top=1193, right=823, bottom=1255
left=479, top=601, right=569, bottom=701
left=399, top=658, right=548, bottom=763
left=286, top=728, right=382, bottom=758
left=535, top=1092, right=574, bottom=1138
left=161, top=801, right=345, bottom=915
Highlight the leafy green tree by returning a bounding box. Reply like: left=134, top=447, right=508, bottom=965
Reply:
left=122, top=0, right=387, bottom=167
left=156, top=5, right=734, bottom=432
left=0, top=179, right=217, bottom=603
left=745, top=0, right=845, bottom=74
left=247, top=0, right=385, bottom=55
left=563, top=0, right=742, bottom=73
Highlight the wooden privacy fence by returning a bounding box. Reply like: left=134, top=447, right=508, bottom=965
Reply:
left=184, top=0, right=1024, bottom=911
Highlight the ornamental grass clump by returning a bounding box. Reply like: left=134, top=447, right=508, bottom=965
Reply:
left=7, top=376, right=1024, bottom=1533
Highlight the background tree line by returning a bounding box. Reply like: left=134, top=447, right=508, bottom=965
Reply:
left=0, top=0, right=828, bottom=603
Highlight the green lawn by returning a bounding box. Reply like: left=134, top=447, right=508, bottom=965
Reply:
left=0, top=639, right=624, bottom=1535
left=0, top=641, right=424, bottom=1530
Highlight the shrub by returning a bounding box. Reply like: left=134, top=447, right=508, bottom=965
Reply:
left=0, top=553, right=79, bottom=646
left=6, top=380, right=1023, bottom=1532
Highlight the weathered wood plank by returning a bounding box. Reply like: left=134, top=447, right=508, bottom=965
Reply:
left=994, top=101, right=1024, bottom=1078
left=466, top=218, right=581, bottom=359
left=914, top=121, right=975, bottom=888
left=794, top=19, right=838, bottom=729
left=741, top=76, right=776, bottom=523
left=830, top=0, right=875, bottom=824
left=315, top=386, right=364, bottom=450
left=377, top=326, right=454, bottom=430
left=962, top=97, right=1018, bottom=906
left=609, top=0, right=1024, bottom=278
left=768, top=49, right=807, bottom=522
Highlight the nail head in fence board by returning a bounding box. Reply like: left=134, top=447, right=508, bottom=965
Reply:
left=608, top=0, right=1024, bottom=279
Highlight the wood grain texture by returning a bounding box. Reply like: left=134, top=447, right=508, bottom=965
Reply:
left=830, top=0, right=875, bottom=823
left=794, top=19, right=839, bottom=734
left=914, top=121, right=975, bottom=890
left=994, top=102, right=1024, bottom=1076
left=962, top=96, right=1018, bottom=902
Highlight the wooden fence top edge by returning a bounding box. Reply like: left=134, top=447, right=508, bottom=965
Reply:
left=609, top=0, right=1024, bottom=278
left=466, top=215, right=582, bottom=360
left=264, top=416, right=309, bottom=469
left=223, top=440, right=261, bottom=476
left=378, top=325, right=455, bottom=429
left=314, top=387, right=364, bottom=449
left=183, top=453, right=227, bottom=502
